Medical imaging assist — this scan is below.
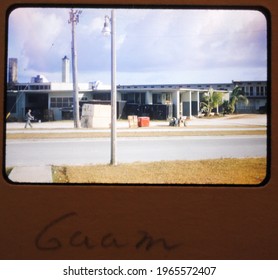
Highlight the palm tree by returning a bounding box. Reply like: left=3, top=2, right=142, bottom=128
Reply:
left=201, top=87, right=224, bottom=116
left=229, top=85, right=249, bottom=113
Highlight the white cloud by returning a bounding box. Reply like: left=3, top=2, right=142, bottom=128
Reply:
left=8, top=8, right=267, bottom=84
left=192, top=10, right=267, bottom=69
left=8, top=8, right=69, bottom=76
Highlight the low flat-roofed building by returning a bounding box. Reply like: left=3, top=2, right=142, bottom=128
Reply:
left=6, top=80, right=267, bottom=122
left=232, top=80, right=267, bottom=113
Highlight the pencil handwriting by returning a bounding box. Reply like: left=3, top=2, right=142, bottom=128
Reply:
left=35, top=212, right=182, bottom=252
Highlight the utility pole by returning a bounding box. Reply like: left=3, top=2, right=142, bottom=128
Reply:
left=68, top=8, right=82, bottom=128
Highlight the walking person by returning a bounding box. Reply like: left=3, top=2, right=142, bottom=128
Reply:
left=25, top=109, right=34, bottom=128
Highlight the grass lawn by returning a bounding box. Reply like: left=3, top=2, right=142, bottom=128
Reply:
left=52, top=157, right=267, bottom=185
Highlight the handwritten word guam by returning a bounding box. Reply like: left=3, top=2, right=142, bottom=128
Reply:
left=35, top=212, right=182, bottom=252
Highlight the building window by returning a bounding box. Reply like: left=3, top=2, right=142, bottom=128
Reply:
left=261, top=86, right=264, bottom=96
left=50, top=97, right=73, bottom=108
left=92, top=92, right=110, bottom=100
left=121, top=93, right=127, bottom=101
left=153, top=93, right=162, bottom=104
left=256, top=86, right=260, bottom=96
left=166, top=93, right=171, bottom=102
left=127, top=93, right=135, bottom=103
left=250, top=86, right=253, bottom=96
left=141, top=93, right=146, bottom=104
left=57, top=97, right=62, bottom=107
left=135, top=92, right=141, bottom=103
left=121, top=92, right=145, bottom=104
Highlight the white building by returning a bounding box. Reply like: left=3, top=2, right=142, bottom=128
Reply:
left=6, top=58, right=267, bottom=121
left=6, top=79, right=267, bottom=122
left=232, top=80, right=268, bottom=113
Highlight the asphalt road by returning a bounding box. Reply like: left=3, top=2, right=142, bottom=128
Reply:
left=5, top=135, right=267, bottom=167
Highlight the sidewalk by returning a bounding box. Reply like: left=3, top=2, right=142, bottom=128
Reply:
left=6, top=114, right=267, bottom=132
left=8, top=166, right=53, bottom=183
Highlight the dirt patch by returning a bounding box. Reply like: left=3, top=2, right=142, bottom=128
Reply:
left=52, top=166, right=69, bottom=183
left=53, top=157, right=267, bottom=185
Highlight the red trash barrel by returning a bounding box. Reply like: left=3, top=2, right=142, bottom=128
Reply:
left=138, top=117, right=150, bottom=127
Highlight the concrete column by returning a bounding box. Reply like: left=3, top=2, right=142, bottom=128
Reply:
left=116, top=91, right=121, bottom=102
left=172, top=90, right=180, bottom=118
left=197, top=91, right=200, bottom=114
left=145, top=91, right=152, bottom=104
left=189, top=90, right=192, bottom=118
left=48, top=94, right=51, bottom=110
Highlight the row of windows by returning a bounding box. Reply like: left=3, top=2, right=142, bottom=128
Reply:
left=50, top=97, right=73, bottom=108
left=196, top=84, right=230, bottom=89
left=121, top=85, right=179, bottom=89
left=15, top=85, right=51, bottom=91
left=244, top=86, right=267, bottom=96
left=236, top=82, right=265, bottom=86
left=121, top=84, right=231, bottom=90
left=121, top=92, right=146, bottom=104
left=121, top=92, right=171, bottom=104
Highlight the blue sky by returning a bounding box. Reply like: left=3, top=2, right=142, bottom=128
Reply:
left=8, top=7, right=267, bottom=85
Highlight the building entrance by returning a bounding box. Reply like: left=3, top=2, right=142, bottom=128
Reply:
left=25, top=93, right=49, bottom=121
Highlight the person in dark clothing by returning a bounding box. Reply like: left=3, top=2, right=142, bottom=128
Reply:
left=25, top=109, right=34, bottom=128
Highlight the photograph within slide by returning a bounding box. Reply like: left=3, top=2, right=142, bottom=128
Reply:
left=5, top=7, right=269, bottom=185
